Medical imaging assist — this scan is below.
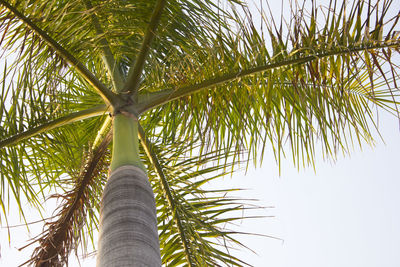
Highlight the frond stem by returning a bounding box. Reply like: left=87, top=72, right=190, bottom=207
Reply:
left=0, top=0, right=118, bottom=105
left=123, top=0, right=167, bottom=95
left=137, top=42, right=400, bottom=113
left=81, top=0, right=125, bottom=90
left=0, top=104, right=108, bottom=149
left=92, top=116, right=112, bottom=150
left=138, top=125, right=194, bottom=267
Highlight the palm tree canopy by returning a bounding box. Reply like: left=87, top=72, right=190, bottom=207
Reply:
left=0, top=0, right=399, bottom=265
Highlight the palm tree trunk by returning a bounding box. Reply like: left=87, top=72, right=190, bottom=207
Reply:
left=97, top=115, right=161, bottom=267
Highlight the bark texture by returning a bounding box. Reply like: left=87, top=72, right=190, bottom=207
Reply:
left=97, top=165, right=161, bottom=267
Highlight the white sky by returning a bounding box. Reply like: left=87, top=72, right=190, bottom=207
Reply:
left=1, top=1, right=400, bottom=266
left=229, top=109, right=400, bottom=267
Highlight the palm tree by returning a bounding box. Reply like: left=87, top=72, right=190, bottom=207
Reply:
left=0, top=0, right=399, bottom=266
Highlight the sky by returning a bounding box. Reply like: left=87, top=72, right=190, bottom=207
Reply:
left=228, top=109, right=400, bottom=267
left=1, top=0, right=400, bottom=267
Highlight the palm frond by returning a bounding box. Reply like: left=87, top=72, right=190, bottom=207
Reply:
left=139, top=125, right=195, bottom=266
left=0, top=0, right=117, bottom=104
left=0, top=47, right=109, bottom=222
left=139, top=0, right=400, bottom=170
left=141, top=127, right=266, bottom=266
left=0, top=104, right=108, bottom=148
left=0, top=115, right=108, bottom=224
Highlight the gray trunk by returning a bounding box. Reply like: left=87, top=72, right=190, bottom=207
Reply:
left=97, top=165, right=161, bottom=267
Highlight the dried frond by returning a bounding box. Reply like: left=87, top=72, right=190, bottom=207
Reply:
left=21, top=132, right=111, bottom=267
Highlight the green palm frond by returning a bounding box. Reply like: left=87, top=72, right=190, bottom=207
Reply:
left=138, top=0, right=400, bottom=169
left=0, top=112, right=109, bottom=226
left=142, top=134, right=264, bottom=266
left=0, top=41, right=109, bottom=220
left=0, top=0, right=118, bottom=104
